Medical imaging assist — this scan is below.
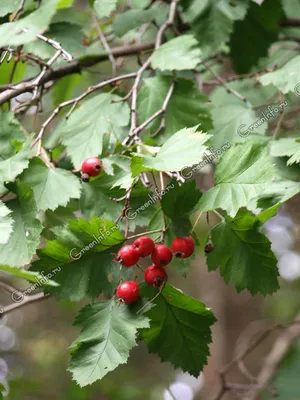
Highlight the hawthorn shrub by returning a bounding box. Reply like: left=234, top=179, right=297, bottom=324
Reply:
left=0, top=0, right=300, bottom=394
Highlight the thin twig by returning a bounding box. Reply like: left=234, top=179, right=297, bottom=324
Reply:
left=126, top=228, right=166, bottom=240
left=0, top=41, right=155, bottom=105
left=0, top=0, right=27, bottom=64
left=244, top=314, right=300, bottom=400
left=0, top=292, right=51, bottom=317
left=92, top=11, right=117, bottom=76
left=32, top=72, right=137, bottom=152
left=122, top=0, right=180, bottom=147
left=202, top=60, right=251, bottom=106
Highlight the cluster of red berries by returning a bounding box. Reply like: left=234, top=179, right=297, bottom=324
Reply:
left=116, top=235, right=195, bottom=304
left=81, top=157, right=102, bottom=182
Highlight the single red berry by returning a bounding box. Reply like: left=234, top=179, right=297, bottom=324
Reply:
left=116, top=245, right=140, bottom=267
left=82, top=39, right=89, bottom=46
left=81, top=172, right=90, bottom=182
left=133, top=236, right=155, bottom=257
left=81, top=157, right=102, bottom=177
left=205, top=240, right=214, bottom=254
left=171, top=236, right=195, bottom=259
left=116, top=281, right=139, bottom=304
left=151, top=244, right=172, bottom=267
left=144, top=265, right=167, bottom=288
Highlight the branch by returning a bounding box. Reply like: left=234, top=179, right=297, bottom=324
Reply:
left=11, top=0, right=27, bottom=21
left=212, top=317, right=300, bottom=400
left=0, top=41, right=155, bottom=105
left=244, top=314, right=300, bottom=400
left=128, top=79, right=175, bottom=141
left=202, top=60, right=251, bottom=105
left=92, top=11, right=117, bottom=76
left=122, top=0, right=179, bottom=146
left=280, top=18, right=300, bottom=27
left=33, top=72, right=137, bottom=152
left=0, top=291, right=51, bottom=317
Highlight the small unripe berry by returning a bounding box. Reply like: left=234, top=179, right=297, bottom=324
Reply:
left=171, top=236, right=195, bottom=258
left=116, top=281, right=139, bottom=304
left=151, top=244, right=172, bottom=267
left=117, top=245, right=140, bottom=267
left=81, top=173, right=90, bottom=182
left=133, top=236, right=155, bottom=257
left=81, top=157, right=102, bottom=177
left=144, top=265, right=167, bottom=288
left=205, top=240, right=214, bottom=254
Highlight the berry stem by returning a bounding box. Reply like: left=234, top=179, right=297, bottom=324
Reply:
left=126, top=229, right=165, bottom=240
left=136, top=281, right=166, bottom=315
left=212, top=210, right=225, bottom=221
left=191, top=210, right=203, bottom=233
left=136, top=263, right=145, bottom=272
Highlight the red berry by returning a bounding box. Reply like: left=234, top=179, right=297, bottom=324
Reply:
left=144, top=265, right=167, bottom=288
left=116, top=245, right=140, bottom=267
left=116, top=281, right=139, bottom=304
left=133, top=236, right=155, bottom=257
left=82, top=39, right=89, bottom=46
left=81, top=157, right=102, bottom=177
left=151, top=244, right=172, bottom=267
left=171, top=236, right=195, bottom=259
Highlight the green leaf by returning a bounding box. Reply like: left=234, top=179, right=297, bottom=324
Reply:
left=151, top=35, right=202, bottom=71
left=94, top=0, right=117, bottom=18
left=131, top=126, right=211, bottom=174
left=0, top=264, right=59, bottom=287
left=162, top=180, right=201, bottom=218
left=20, top=157, right=81, bottom=212
left=0, top=182, right=42, bottom=267
left=0, top=201, right=13, bottom=245
left=0, top=111, right=26, bottom=157
left=161, top=180, right=201, bottom=236
left=52, top=73, right=82, bottom=108
left=137, top=77, right=212, bottom=139
left=259, top=55, right=300, bottom=94
left=270, top=138, right=300, bottom=166
left=80, top=176, right=124, bottom=222
left=254, top=180, right=300, bottom=222
left=206, top=210, right=279, bottom=295
left=0, top=0, right=19, bottom=17
left=68, top=298, right=149, bottom=386
left=230, top=0, right=283, bottom=73
left=199, top=142, right=274, bottom=217
left=55, top=93, right=130, bottom=168
left=24, top=22, right=85, bottom=59
left=113, top=8, right=159, bottom=37
left=0, top=128, right=32, bottom=196
left=282, top=0, right=300, bottom=18
left=210, top=87, right=266, bottom=148
left=57, top=0, right=73, bottom=8
left=30, top=217, right=125, bottom=301
left=271, top=342, right=300, bottom=399
left=183, top=0, right=249, bottom=54
left=0, top=0, right=60, bottom=48
left=139, top=284, right=216, bottom=377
